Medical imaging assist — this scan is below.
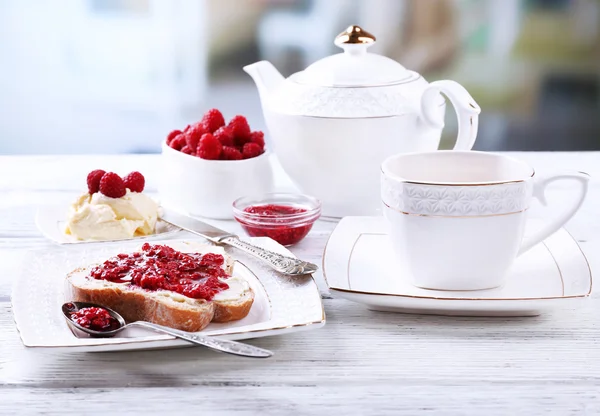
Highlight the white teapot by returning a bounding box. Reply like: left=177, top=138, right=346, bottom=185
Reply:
left=244, top=25, right=480, bottom=217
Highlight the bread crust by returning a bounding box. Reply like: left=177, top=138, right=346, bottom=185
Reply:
left=66, top=244, right=253, bottom=332
left=213, top=291, right=255, bottom=323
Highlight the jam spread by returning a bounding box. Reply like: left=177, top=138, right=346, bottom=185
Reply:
left=239, top=204, right=312, bottom=246
left=70, top=306, right=120, bottom=332
left=89, top=243, right=229, bottom=300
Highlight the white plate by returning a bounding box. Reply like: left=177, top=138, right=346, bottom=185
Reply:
left=35, top=204, right=181, bottom=244
left=12, top=238, right=325, bottom=352
left=323, top=216, right=592, bottom=317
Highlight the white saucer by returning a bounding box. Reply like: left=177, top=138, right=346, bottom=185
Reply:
left=323, top=216, right=592, bottom=317
left=35, top=204, right=181, bottom=244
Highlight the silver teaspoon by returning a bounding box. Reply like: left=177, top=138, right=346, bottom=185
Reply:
left=62, top=302, right=273, bottom=358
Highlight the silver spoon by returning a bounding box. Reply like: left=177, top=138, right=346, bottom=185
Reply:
left=62, top=302, right=273, bottom=358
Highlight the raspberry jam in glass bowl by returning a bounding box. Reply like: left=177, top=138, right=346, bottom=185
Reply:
left=233, top=193, right=321, bottom=246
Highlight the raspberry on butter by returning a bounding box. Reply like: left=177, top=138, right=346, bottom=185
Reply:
left=123, top=171, right=145, bottom=193
left=87, top=169, right=106, bottom=194
left=197, top=133, right=222, bottom=160
left=99, top=172, right=126, bottom=198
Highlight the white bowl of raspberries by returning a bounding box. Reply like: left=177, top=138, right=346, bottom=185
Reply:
left=159, top=109, right=274, bottom=219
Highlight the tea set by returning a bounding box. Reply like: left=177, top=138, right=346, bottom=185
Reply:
left=243, top=25, right=590, bottom=307
left=36, top=25, right=591, bottom=320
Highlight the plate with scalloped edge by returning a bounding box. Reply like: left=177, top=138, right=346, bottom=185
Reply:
left=35, top=203, right=182, bottom=245
left=12, top=237, right=325, bottom=352
left=323, top=216, right=592, bottom=317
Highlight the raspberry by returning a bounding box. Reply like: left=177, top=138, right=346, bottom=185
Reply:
left=166, top=130, right=182, bottom=145
left=183, top=124, right=192, bottom=132
left=181, top=145, right=194, bottom=155
left=228, top=115, right=252, bottom=145
left=201, top=109, right=225, bottom=133
left=87, top=169, right=106, bottom=194
left=123, top=171, right=145, bottom=193
left=184, top=131, right=199, bottom=151
left=242, top=142, right=263, bottom=159
left=197, top=133, right=222, bottom=160
left=221, top=146, right=243, bottom=160
left=186, top=123, right=207, bottom=149
left=213, top=126, right=235, bottom=147
left=99, top=172, right=126, bottom=198
left=170, top=135, right=186, bottom=151
left=249, top=131, right=265, bottom=149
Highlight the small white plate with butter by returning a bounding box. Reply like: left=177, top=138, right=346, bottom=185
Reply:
left=36, top=203, right=181, bottom=245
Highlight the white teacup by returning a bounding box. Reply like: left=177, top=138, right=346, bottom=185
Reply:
left=381, top=151, right=589, bottom=291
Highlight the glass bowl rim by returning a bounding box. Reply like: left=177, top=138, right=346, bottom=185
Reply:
left=232, top=192, right=322, bottom=224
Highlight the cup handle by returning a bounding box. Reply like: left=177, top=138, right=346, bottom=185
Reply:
left=420, top=80, right=481, bottom=151
left=518, top=172, right=590, bottom=256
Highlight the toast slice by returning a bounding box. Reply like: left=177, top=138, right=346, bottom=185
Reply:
left=66, top=241, right=254, bottom=332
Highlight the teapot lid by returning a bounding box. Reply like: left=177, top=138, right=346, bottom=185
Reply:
left=292, top=25, right=415, bottom=87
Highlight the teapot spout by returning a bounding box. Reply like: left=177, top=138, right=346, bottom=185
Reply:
left=243, top=61, right=284, bottom=106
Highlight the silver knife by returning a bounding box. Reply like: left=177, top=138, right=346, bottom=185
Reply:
left=160, top=209, right=318, bottom=276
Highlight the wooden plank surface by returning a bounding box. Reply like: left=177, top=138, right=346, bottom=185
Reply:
left=0, top=152, right=599, bottom=415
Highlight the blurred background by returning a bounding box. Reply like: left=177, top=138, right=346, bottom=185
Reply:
left=0, top=0, right=598, bottom=154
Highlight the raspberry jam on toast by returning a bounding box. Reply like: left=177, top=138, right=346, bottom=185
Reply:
left=89, top=243, right=230, bottom=301
left=67, top=242, right=254, bottom=332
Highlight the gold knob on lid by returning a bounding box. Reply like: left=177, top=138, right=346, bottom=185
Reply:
left=334, top=25, right=376, bottom=46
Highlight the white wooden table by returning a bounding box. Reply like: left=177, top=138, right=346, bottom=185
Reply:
left=1, top=152, right=599, bottom=415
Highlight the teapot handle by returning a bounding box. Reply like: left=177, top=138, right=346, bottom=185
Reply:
left=420, top=80, right=481, bottom=150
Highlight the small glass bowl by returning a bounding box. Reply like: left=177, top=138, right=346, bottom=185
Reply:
left=232, top=193, right=322, bottom=246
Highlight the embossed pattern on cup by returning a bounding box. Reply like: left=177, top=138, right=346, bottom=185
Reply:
left=381, top=176, right=532, bottom=216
